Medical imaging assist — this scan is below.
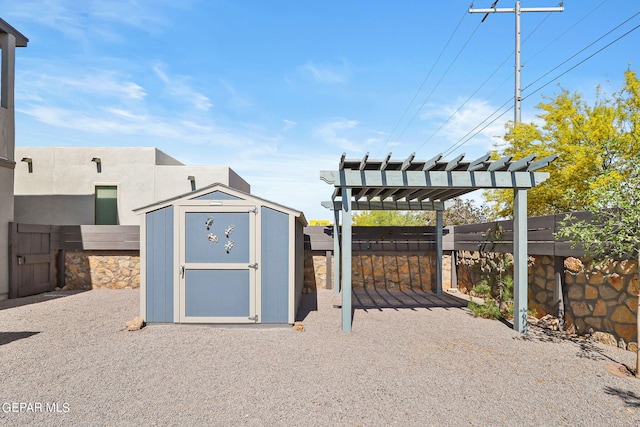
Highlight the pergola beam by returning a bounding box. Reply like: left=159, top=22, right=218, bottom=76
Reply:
left=320, top=169, right=550, bottom=189
left=321, top=200, right=446, bottom=211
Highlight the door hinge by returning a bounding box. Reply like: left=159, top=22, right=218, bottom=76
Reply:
left=248, top=207, right=258, bottom=214
left=248, top=314, right=259, bottom=322
left=248, top=263, right=258, bottom=269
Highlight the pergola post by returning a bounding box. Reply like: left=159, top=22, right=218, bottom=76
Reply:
left=333, top=207, right=341, bottom=294
left=341, top=187, right=352, bottom=332
left=513, top=188, right=528, bottom=333
left=435, top=209, right=443, bottom=295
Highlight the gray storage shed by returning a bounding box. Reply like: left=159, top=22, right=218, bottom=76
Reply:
left=134, top=183, right=307, bottom=325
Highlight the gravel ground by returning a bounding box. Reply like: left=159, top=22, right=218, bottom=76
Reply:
left=0, top=288, right=639, bottom=426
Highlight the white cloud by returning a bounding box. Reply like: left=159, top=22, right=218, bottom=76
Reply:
left=420, top=98, right=507, bottom=155
left=314, top=118, right=384, bottom=153
left=230, top=150, right=339, bottom=221
left=17, top=70, right=146, bottom=102
left=301, top=61, right=349, bottom=84
left=4, top=0, right=190, bottom=42
left=282, top=119, right=297, bottom=132
left=153, top=65, right=213, bottom=111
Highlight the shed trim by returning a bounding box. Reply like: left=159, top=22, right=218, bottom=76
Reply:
left=134, top=182, right=306, bottom=226
left=0, top=18, right=28, bottom=47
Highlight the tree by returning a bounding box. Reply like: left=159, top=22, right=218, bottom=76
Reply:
left=556, top=153, right=640, bottom=378
left=485, top=70, right=640, bottom=219
left=352, top=210, right=424, bottom=226
left=352, top=198, right=488, bottom=226
left=421, top=197, right=489, bottom=226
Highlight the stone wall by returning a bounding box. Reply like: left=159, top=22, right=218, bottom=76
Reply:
left=304, top=251, right=438, bottom=293
left=304, top=252, right=333, bottom=293
left=563, top=257, right=638, bottom=346
left=62, top=251, right=140, bottom=290
left=454, top=251, right=638, bottom=346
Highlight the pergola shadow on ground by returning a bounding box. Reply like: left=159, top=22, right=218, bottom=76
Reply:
left=350, top=288, right=468, bottom=311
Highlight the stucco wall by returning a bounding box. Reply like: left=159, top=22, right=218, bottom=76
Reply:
left=0, top=31, right=17, bottom=301
left=0, top=165, right=14, bottom=300
left=14, top=147, right=250, bottom=225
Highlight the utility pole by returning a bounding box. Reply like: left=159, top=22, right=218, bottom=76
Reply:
left=469, top=1, right=563, bottom=335
left=469, top=1, right=564, bottom=124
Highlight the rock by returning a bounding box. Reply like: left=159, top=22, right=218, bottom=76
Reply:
left=608, top=273, right=625, bottom=291
left=535, top=314, right=559, bottom=331
left=591, top=331, right=617, bottom=347
left=125, top=316, right=145, bottom=331
left=584, top=285, right=598, bottom=300
left=592, top=300, right=607, bottom=316
left=292, top=321, right=305, bottom=332
left=611, top=305, right=636, bottom=324
left=564, top=257, right=583, bottom=273
left=615, top=259, right=637, bottom=275
left=569, top=301, right=591, bottom=317
left=618, top=338, right=627, bottom=350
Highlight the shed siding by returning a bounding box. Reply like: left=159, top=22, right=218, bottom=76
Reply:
left=194, top=190, right=241, bottom=201
left=261, top=207, right=289, bottom=323
left=145, top=206, right=174, bottom=322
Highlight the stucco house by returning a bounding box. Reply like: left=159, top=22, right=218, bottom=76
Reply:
left=14, top=147, right=249, bottom=226
left=0, top=19, right=28, bottom=301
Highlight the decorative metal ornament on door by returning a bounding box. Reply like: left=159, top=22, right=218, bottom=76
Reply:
left=205, top=216, right=215, bottom=230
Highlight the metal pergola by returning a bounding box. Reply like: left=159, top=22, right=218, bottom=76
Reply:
left=320, top=151, right=557, bottom=333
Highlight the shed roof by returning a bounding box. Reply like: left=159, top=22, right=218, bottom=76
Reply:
left=0, top=18, right=29, bottom=47
left=134, top=182, right=307, bottom=226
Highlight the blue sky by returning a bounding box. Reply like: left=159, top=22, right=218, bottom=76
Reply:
left=4, top=0, right=639, bottom=220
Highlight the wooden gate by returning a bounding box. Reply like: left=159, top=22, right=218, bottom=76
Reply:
left=8, top=223, right=56, bottom=298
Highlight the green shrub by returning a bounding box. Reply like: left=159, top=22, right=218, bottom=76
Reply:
left=467, top=224, right=516, bottom=320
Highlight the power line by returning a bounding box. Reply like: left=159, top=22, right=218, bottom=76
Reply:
left=522, top=21, right=640, bottom=102
left=524, top=0, right=609, bottom=65
left=388, top=20, right=484, bottom=149
left=442, top=97, right=513, bottom=157
left=374, top=8, right=469, bottom=157
left=523, top=10, right=640, bottom=93
left=441, top=19, right=640, bottom=158
left=414, top=56, right=511, bottom=153
left=414, top=8, right=556, bottom=154
left=469, top=1, right=565, bottom=124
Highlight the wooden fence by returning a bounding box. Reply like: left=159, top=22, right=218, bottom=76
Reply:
left=53, top=225, right=140, bottom=251
left=305, top=226, right=439, bottom=252
left=446, top=212, right=590, bottom=257
left=305, top=214, right=588, bottom=257
left=8, top=223, right=139, bottom=298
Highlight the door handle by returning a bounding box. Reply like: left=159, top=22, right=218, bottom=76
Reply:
left=180, top=264, right=185, bottom=278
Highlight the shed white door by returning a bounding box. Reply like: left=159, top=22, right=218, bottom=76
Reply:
left=178, top=206, right=259, bottom=323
